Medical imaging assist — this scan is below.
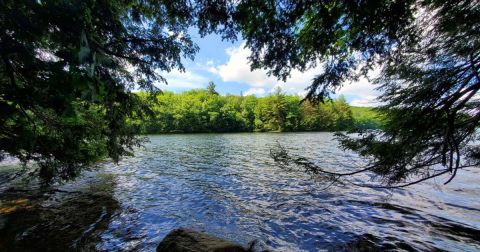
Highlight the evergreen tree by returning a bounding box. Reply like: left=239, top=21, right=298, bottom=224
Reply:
left=206, top=81, right=219, bottom=95
left=0, top=0, right=222, bottom=182
left=240, top=0, right=480, bottom=186
left=3, top=0, right=474, bottom=186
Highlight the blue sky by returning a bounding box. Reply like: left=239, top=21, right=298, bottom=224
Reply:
left=158, top=30, right=380, bottom=107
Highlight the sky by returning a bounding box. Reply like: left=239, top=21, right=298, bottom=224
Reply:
left=158, top=30, right=381, bottom=107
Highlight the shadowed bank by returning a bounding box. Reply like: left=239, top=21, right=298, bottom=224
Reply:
left=0, top=172, right=119, bottom=251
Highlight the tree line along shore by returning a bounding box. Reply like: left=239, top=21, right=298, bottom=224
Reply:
left=132, top=85, right=383, bottom=134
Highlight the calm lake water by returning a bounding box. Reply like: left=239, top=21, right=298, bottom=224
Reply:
left=1, top=132, right=480, bottom=251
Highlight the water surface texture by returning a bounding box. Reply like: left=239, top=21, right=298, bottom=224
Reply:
left=94, top=133, right=480, bottom=251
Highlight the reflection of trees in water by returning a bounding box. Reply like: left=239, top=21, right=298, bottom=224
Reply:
left=0, top=174, right=119, bottom=251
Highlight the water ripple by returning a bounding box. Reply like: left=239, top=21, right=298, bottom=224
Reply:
left=96, top=133, right=480, bottom=252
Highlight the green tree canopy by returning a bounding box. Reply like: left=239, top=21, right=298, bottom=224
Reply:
left=134, top=87, right=362, bottom=134
left=1, top=0, right=478, bottom=186
left=206, top=81, right=219, bottom=95
left=0, top=0, right=221, bottom=183
left=236, top=0, right=479, bottom=186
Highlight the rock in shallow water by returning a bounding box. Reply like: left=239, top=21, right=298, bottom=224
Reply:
left=157, top=228, right=248, bottom=252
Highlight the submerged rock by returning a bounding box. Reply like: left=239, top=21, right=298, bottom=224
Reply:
left=0, top=172, right=119, bottom=251
left=157, top=228, right=248, bottom=252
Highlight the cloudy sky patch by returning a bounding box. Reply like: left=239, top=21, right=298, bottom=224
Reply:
left=154, top=31, right=381, bottom=106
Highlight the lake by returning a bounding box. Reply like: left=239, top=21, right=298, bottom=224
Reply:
left=1, top=132, right=479, bottom=251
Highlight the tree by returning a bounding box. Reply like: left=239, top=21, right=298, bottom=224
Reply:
left=283, top=95, right=302, bottom=131
left=206, top=81, right=219, bottom=95
left=223, top=0, right=479, bottom=186
left=136, top=90, right=356, bottom=134
left=0, top=0, right=225, bottom=183
left=268, top=87, right=288, bottom=132
left=4, top=0, right=476, bottom=187
left=240, top=95, right=258, bottom=131
left=331, top=96, right=354, bottom=131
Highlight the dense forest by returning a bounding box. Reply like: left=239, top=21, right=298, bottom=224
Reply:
left=2, top=0, right=477, bottom=185
left=133, top=84, right=382, bottom=134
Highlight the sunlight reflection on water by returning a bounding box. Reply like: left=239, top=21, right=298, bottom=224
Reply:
left=93, top=132, right=480, bottom=251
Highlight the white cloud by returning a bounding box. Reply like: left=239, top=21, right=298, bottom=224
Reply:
left=207, top=66, right=218, bottom=74
left=196, top=59, right=219, bottom=74
left=212, top=43, right=279, bottom=87
left=349, top=95, right=383, bottom=107
left=225, top=46, right=240, bottom=56
left=156, top=68, right=207, bottom=90
left=166, top=30, right=185, bottom=41
left=210, top=42, right=382, bottom=106
left=339, top=66, right=381, bottom=93
left=339, top=78, right=379, bottom=98
left=270, top=82, right=310, bottom=97
left=126, top=59, right=208, bottom=91
left=338, top=72, right=382, bottom=107
left=211, top=43, right=323, bottom=90
left=244, top=87, right=266, bottom=96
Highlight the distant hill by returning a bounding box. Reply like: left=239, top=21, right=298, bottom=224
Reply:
left=350, top=106, right=384, bottom=130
